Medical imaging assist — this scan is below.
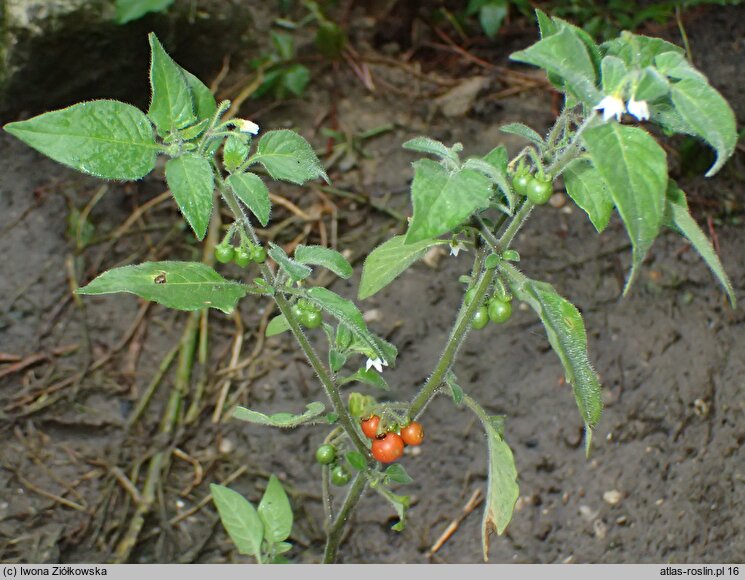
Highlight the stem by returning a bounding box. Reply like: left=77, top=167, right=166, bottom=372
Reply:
left=217, top=179, right=370, bottom=458
left=545, top=111, right=599, bottom=178
left=322, top=472, right=367, bottom=563
left=408, top=265, right=495, bottom=419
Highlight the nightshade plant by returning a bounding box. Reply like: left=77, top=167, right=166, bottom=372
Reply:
left=4, top=12, right=737, bottom=563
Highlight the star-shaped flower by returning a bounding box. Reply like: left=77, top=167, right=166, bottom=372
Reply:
left=627, top=98, right=650, bottom=121
left=449, top=240, right=468, bottom=257
left=594, top=95, right=626, bottom=122
left=365, top=357, right=388, bottom=373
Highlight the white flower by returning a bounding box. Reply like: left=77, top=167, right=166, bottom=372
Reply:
left=626, top=98, right=650, bottom=121
left=594, top=95, right=626, bottom=122
left=365, top=357, right=388, bottom=373
left=449, top=240, right=468, bottom=257
left=237, top=119, right=260, bottom=135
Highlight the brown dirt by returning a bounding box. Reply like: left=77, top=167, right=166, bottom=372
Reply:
left=0, top=2, right=743, bottom=565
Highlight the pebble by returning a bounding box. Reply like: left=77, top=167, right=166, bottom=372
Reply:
left=603, top=490, right=623, bottom=505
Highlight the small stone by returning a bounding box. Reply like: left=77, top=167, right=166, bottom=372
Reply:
left=593, top=519, right=607, bottom=539
left=219, top=438, right=234, bottom=454
left=655, top=498, right=665, bottom=506
left=549, top=192, right=566, bottom=208
left=615, top=515, right=628, bottom=526
left=603, top=490, right=623, bottom=505
left=579, top=505, right=597, bottom=521
left=363, top=309, right=382, bottom=323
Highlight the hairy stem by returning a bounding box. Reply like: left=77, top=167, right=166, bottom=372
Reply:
left=322, top=472, right=367, bottom=563
left=217, top=180, right=370, bottom=457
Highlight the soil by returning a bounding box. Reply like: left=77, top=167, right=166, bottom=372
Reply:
left=1, top=2, right=744, bottom=565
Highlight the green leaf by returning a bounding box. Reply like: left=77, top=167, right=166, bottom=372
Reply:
left=233, top=402, right=326, bottom=428
left=634, top=67, right=669, bottom=102
left=266, top=315, right=291, bottom=337
left=210, top=484, right=264, bottom=559
left=670, top=78, right=737, bottom=177
left=165, top=153, right=214, bottom=241
left=374, top=487, right=410, bottom=532
left=252, top=130, right=328, bottom=185
left=181, top=68, right=217, bottom=120
left=335, top=323, right=353, bottom=349
left=600, top=55, right=628, bottom=95
left=258, top=475, right=293, bottom=543
left=499, top=123, right=543, bottom=147
left=115, top=0, right=174, bottom=23
left=272, top=31, right=295, bottom=60
left=501, top=263, right=602, bottom=428
left=384, top=464, right=413, bottom=485
left=359, top=236, right=444, bottom=300
left=329, top=349, right=347, bottom=373
left=582, top=123, right=667, bottom=292
left=445, top=371, right=464, bottom=407
left=223, top=135, right=249, bottom=172
left=76, top=261, right=246, bottom=314
left=602, top=33, right=683, bottom=68
left=295, top=245, right=353, bottom=279
left=479, top=419, right=519, bottom=560
left=147, top=33, right=196, bottom=135
left=267, top=243, right=312, bottom=281
left=281, top=64, right=311, bottom=97
left=654, top=52, right=707, bottom=82
left=664, top=182, right=736, bottom=307
left=562, top=158, right=614, bottom=232
left=345, top=452, right=367, bottom=471
left=406, top=159, right=493, bottom=244
left=306, top=287, right=397, bottom=365
left=478, top=0, right=507, bottom=38
left=227, top=172, right=271, bottom=226
left=402, top=137, right=459, bottom=164
left=4, top=100, right=157, bottom=180
left=511, top=26, right=600, bottom=106
left=339, top=368, right=390, bottom=391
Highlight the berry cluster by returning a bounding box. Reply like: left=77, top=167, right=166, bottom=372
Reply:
left=361, top=416, right=424, bottom=464
left=464, top=288, right=513, bottom=330
left=215, top=242, right=267, bottom=267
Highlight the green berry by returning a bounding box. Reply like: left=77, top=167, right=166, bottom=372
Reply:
left=330, top=464, right=351, bottom=486
left=251, top=246, right=267, bottom=263
left=472, top=306, right=489, bottom=329
left=488, top=299, right=512, bottom=324
left=315, top=444, right=337, bottom=465
left=215, top=244, right=234, bottom=264
left=526, top=177, right=553, bottom=205
left=513, top=173, right=532, bottom=196
left=234, top=247, right=252, bottom=267
left=301, top=309, right=322, bottom=329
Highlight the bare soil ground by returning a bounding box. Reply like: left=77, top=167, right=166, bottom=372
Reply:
left=1, top=2, right=743, bottom=564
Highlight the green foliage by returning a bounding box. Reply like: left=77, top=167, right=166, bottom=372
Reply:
left=233, top=402, right=326, bottom=428
left=359, top=236, right=445, bottom=300
left=211, top=475, right=293, bottom=564
left=227, top=173, right=272, bottom=226
left=501, top=264, right=602, bottom=429
left=406, top=159, right=493, bottom=243
left=76, top=262, right=247, bottom=314
left=165, top=153, right=214, bottom=240
left=251, top=130, right=329, bottom=185
left=115, top=0, right=174, bottom=24
left=294, top=245, right=353, bottom=279
left=466, top=0, right=509, bottom=38
left=582, top=124, right=668, bottom=291
left=4, top=101, right=157, bottom=180
left=148, top=33, right=196, bottom=135
left=562, top=158, right=614, bottom=232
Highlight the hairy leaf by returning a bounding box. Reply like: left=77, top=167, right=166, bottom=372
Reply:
left=253, top=130, right=328, bottom=185
left=501, top=263, right=602, bottom=428
left=227, top=172, right=271, bottom=226
left=77, top=261, right=246, bottom=314
left=147, top=33, right=196, bottom=135
left=165, top=153, right=214, bottom=240
left=406, top=159, right=493, bottom=244
left=258, top=475, right=293, bottom=543
left=664, top=182, right=736, bottom=306
left=295, top=245, right=353, bottom=279
left=582, top=123, right=667, bottom=292
left=210, top=484, right=264, bottom=559
left=359, top=236, right=444, bottom=299
left=4, top=100, right=157, bottom=180
left=562, top=158, right=614, bottom=232
left=233, top=402, right=326, bottom=428
left=268, top=243, right=312, bottom=281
